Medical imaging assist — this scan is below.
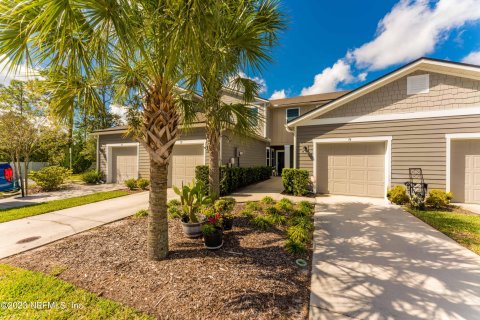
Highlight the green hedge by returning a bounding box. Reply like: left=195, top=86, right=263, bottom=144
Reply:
left=282, top=168, right=310, bottom=196
left=195, top=166, right=272, bottom=196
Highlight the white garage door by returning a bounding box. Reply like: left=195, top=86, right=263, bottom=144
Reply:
left=317, top=142, right=385, bottom=197
left=112, top=146, right=138, bottom=183
left=168, top=144, right=204, bottom=188
left=451, top=140, right=480, bottom=204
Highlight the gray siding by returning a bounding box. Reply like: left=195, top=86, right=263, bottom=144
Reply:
left=98, top=127, right=207, bottom=180
left=221, top=131, right=268, bottom=167
left=297, top=115, right=480, bottom=190
left=319, top=71, right=480, bottom=119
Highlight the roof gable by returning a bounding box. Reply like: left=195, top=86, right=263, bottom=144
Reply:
left=287, top=57, right=480, bottom=128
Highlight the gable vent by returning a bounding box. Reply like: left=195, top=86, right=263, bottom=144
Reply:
left=407, top=74, right=429, bottom=95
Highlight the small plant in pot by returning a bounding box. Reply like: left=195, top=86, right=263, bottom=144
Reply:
left=214, top=197, right=236, bottom=231
left=201, top=213, right=223, bottom=249
left=173, top=181, right=211, bottom=238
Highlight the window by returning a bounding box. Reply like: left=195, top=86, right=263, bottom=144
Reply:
left=407, top=74, right=429, bottom=95
left=251, top=106, right=259, bottom=126
left=286, top=108, right=300, bottom=123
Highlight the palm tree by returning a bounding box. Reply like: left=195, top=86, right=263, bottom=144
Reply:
left=0, top=0, right=201, bottom=260
left=188, top=0, right=285, bottom=198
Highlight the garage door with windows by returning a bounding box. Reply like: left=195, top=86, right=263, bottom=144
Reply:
left=316, top=142, right=385, bottom=198
left=168, top=144, right=205, bottom=188
left=451, top=140, right=480, bottom=204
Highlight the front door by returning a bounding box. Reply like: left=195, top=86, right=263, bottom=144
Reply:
left=277, top=150, right=285, bottom=175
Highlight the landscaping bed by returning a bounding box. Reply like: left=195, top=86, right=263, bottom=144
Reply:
left=2, top=200, right=313, bottom=320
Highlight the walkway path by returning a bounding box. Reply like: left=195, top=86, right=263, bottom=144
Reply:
left=0, top=192, right=149, bottom=259
left=310, top=195, right=480, bottom=320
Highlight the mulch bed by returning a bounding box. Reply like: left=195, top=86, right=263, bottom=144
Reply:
left=2, top=205, right=312, bottom=320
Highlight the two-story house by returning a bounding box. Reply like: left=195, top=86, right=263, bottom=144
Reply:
left=93, top=57, right=480, bottom=204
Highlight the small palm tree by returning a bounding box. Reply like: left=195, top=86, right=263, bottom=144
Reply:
left=187, top=0, right=285, bottom=198
left=0, top=0, right=201, bottom=260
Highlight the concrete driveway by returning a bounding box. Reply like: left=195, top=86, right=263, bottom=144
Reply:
left=310, top=195, right=480, bottom=320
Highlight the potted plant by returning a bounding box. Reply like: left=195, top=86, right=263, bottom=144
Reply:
left=201, top=213, right=223, bottom=249
left=173, top=181, right=211, bottom=238
left=214, top=197, right=236, bottom=231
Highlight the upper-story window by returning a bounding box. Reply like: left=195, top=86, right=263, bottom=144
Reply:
left=286, top=108, right=300, bottom=123
left=251, top=106, right=259, bottom=126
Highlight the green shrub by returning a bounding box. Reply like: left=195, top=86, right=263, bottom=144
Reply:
left=245, top=201, right=262, bottom=212
left=287, top=225, right=310, bottom=243
left=81, top=170, right=103, bottom=184
left=136, top=178, right=150, bottom=190
left=240, top=209, right=255, bottom=219
left=201, top=223, right=217, bottom=236
left=276, top=198, right=294, bottom=213
left=387, top=185, right=409, bottom=205
left=289, top=216, right=314, bottom=231
left=168, top=199, right=181, bottom=207
left=124, top=178, right=137, bottom=190
left=195, top=165, right=272, bottom=195
left=134, top=209, right=149, bottom=218
left=251, top=216, right=273, bottom=230
left=30, top=166, right=72, bottom=191
left=214, top=198, right=235, bottom=214
left=282, top=168, right=310, bottom=196
left=264, top=206, right=286, bottom=225
left=410, top=194, right=426, bottom=210
left=261, top=196, right=275, bottom=205
left=425, top=189, right=453, bottom=209
left=284, top=239, right=307, bottom=255
left=296, top=201, right=314, bottom=215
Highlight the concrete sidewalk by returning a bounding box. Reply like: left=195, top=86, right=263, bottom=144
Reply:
left=310, top=195, right=480, bottom=320
left=0, top=192, right=149, bottom=259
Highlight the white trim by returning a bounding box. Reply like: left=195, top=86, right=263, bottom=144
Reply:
left=445, top=133, right=480, bottom=193
left=302, top=106, right=480, bottom=126
left=293, top=126, right=297, bottom=168
left=288, top=58, right=480, bottom=128
left=175, top=139, right=206, bottom=145
left=284, top=145, right=291, bottom=168
left=96, top=135, right=100, bottom=172
left=106, top=143, right=140, bottom=183
left=266, top=147, right=271, bottom=166
left=312, top=136, right=392, bottom=199
left=275, top=150, right=285, bottom=174
left=286, top=107, right=300, bottom=123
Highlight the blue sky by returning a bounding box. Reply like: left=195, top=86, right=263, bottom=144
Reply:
left=260, top=0, right=480, bottom=99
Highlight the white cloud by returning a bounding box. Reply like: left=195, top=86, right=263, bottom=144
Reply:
left=0, top=54, right=39, bottom=85
left=352, top=0, right=480, bottom=70
left=270, top=89, right=287, bottom=100
left=301, top=59, right=358, bottom=96
left=301, top=0, right=480, bottom=95
left=110, top=104, right=127, bottom=124
left=462, top=50, right=480, bottom=65
left=238, top=71, right=267, bottom=94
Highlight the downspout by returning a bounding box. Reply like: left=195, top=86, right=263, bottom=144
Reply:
left=293, top=126, right=297, bottom=169
left=96, top=135, right=100, bottom=172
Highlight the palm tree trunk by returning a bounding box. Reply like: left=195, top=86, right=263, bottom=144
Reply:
left=147, top=158, right=169, bottom=260
left=208, top=128, right=221, bottom=199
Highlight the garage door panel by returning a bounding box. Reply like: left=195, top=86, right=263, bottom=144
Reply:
left=451, top=141, right=480, bottom=204
left=112, top=146, right=138, bottom=183
left=317, top=142, right=385, bottom=198
left=168, top=144, right=204, bottom=188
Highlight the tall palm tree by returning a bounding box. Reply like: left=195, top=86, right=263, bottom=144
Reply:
left=0, top=0, right=200, bottom=260
left=188, top=0, right=285, bottom=198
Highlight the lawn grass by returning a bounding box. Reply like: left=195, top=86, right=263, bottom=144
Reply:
left=0, top=264, right=152, bottom=319
left=406, top=207, right=480, bottom=255
left=0, top=190, right=130, bottom=223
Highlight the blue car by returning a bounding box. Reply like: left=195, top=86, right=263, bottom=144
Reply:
left=0, top=163, right=15, bottom=192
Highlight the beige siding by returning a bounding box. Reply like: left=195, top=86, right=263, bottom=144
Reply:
left=98, top=127, right=207, bottom=180
left=269, top=104, right=317, bottom=145
left=319, top=71, right=480, bottom=119
left=297, top=115, right=480, bottom=190
left=221, top=131, right=268, bottom=167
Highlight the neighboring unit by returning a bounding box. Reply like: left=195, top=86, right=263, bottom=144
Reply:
left=287, top=57, right=480, bottom=203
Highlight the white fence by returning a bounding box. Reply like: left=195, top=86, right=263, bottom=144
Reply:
left=8, top=162, right=49, bottom=178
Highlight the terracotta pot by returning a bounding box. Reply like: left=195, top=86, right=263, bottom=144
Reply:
left=203, top=228, right=223, bottom=249
left=181, top=220, right=204, bottom=238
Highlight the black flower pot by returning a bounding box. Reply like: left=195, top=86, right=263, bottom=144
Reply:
left=223, top=217, right=233, bottom=230
left=204, top=228, right=223, bottom=250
